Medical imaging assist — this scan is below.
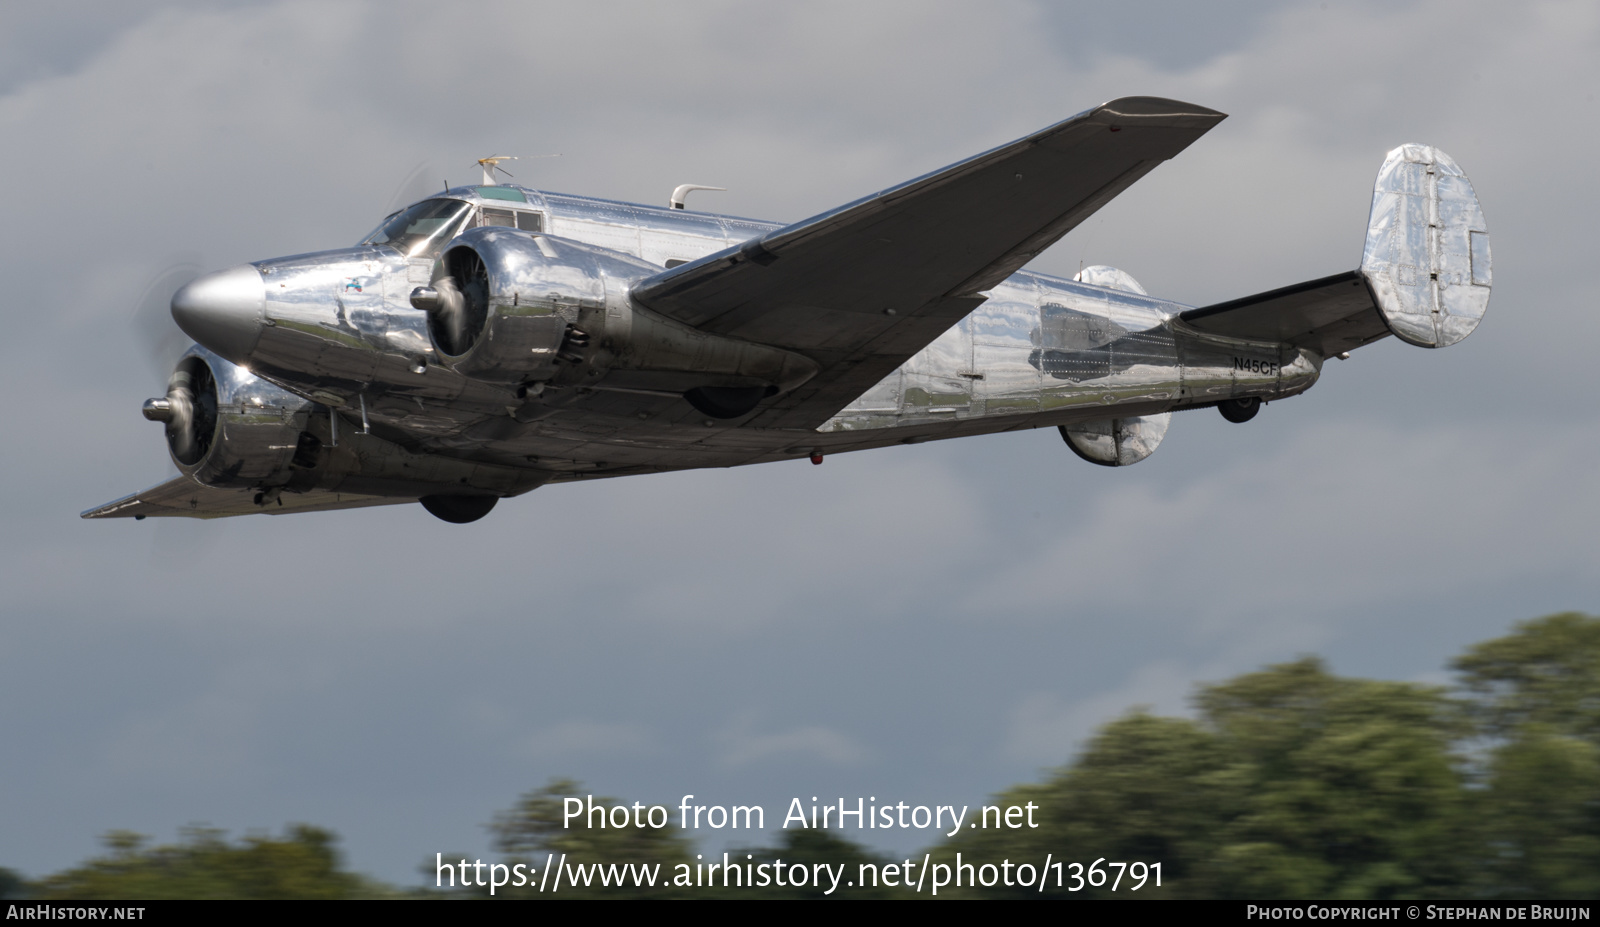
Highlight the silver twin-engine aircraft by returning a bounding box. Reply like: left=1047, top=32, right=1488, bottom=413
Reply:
left=85, top=97, right=1492, bottom=523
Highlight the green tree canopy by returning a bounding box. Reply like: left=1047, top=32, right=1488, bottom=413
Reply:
left=1453, top=613, right=1600, bottom=898
left=33, top=825, right=381, bottom=900
left=483, top=780, right=905, bottom=898
left=1193, top=659, right=1472, bottom=898
left=727, top=828, right=912, bottom=899
left=1453, top=612, right=1600, bottom=742
left=934, top=659, right=1471, bottom=899
left=485, top=778, right=697, bottom=898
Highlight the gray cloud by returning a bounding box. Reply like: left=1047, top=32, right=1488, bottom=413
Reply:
left=1, top=0, right=1595, bottom=883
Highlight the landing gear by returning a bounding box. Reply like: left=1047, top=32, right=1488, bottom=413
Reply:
left=1218, top=396, right=1261, bottom=424
left=420, top=494, right=499, bottom=523
left=683, top=385, right=774, bottom=420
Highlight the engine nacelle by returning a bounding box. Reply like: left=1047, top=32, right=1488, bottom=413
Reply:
left=144, top=347, right=545, bottom=504
left=416, top=227, right=819, bottom=415
left=1060, top=412, right=1171, bottom=467
left=416, top=227, right=658, bottom=384
left=147, top=347, right=320, bottom=488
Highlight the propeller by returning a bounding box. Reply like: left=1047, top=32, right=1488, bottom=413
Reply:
left=132, top=259, right=202, bottom=382
left=426, top=274, right=468, bottom=354
left=130, top=257, right=217, bottom=466
left=414, top=248, right=488, bottom=356
left=384, top=160, right=443, bottom=215
left=141, top=356, right=217, bottom=466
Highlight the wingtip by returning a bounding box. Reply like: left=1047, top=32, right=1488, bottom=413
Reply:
left=1097, top=96, right=1228, bottom=123
left=80, top=493, right=146, bottom=520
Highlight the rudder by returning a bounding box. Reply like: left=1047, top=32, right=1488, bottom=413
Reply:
left=1361, top=144, right=1491, bottom=348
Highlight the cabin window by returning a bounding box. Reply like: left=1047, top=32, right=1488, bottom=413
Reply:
left=481, top=208, right=544, bottom=234
left=476, top=185, right=528, bottom=203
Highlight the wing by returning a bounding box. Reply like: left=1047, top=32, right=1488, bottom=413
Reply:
left=631, top=97, right=1226, bottom=428
left=1179, top=270, right=1391, bottom=356
left=81, top=474, right=409, bottom=520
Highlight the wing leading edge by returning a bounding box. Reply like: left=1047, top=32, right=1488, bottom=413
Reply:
left=631, top=97, right=1227, bottom=429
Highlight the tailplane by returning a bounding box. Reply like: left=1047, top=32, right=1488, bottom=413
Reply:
left=1182, top=144, right=1490, bottom=355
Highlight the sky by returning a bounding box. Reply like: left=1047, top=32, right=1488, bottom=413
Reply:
left=2, top=0, right=1598, bottom=886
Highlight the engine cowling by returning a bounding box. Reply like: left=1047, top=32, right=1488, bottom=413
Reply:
left=413, top=227, right=658, bottom=384
left=142, top=348, right=546, bottom=509
left=1060, top=412, right=1171, bottom=467
left=144, top=347, right=320, bottom=488
left=413, top=227, right=819, bottom=414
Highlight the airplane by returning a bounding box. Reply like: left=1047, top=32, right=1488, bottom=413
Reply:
left=83, top=96, right=1492, bottom=524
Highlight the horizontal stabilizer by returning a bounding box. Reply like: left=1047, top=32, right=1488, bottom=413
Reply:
left=1180, top=270, right=1389, bottom=356
left=81, top=474, right=411, bottom=519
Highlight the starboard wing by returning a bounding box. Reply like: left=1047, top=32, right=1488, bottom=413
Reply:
left=630, top=97, right=1226, bottom=429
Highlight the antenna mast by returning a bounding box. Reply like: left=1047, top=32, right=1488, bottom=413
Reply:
left=476, top=155, right=518, bottom=185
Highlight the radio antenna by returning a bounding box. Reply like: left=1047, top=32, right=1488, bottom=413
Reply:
left=670, top=184, right=727, bottom=210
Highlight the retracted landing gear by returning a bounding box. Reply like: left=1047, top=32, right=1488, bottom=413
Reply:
left=1218, top=397, right=1261, bottom=424
left=420, top=494, right=499, bottom=524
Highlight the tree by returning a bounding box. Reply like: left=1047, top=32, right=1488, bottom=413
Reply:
left=1454, top=613, right=1600, bottom=898
left=483, top=779, right=905, bottom=898
left=727, top=828, right=913, bottom=899
left=1453, top=612, right=1600, bottom=742
left=932, top=711, right=1228, bottom=898
left=484, top=779, right=696, bottom=898
left=34, top=826, right=384, bottom=899
left=1192, top=659, right=1472, bottom=898
left=932, top=659, right=1471, bottom=899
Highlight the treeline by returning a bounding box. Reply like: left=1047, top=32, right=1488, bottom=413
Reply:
left=5, top=614, right=1596, bottom=899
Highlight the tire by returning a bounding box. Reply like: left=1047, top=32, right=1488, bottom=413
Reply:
left=420, top=494, right=498, bottom=523
left=1218, top=397, right=1261, bottom=424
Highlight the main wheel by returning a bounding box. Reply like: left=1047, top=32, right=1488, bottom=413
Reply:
left=1218, top=396, right=1261, bottom=424
left=420, top=494, right=498, bottom=523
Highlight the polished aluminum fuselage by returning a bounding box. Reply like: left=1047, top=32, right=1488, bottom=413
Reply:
left=244, top=186, right=1319, bottom=482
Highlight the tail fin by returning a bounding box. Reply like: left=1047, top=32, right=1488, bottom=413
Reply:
left=1361, top=145, right=1491, bottom=348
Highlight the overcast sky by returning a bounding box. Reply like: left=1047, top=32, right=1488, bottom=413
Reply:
left=2, top=0, right=1597, bottom=885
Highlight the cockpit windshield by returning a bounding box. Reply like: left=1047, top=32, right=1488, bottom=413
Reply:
left=360, top=199, right=474, bottom=258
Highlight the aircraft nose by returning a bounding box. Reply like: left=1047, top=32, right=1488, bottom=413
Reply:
left=171, top=264, right=265, bottom=364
